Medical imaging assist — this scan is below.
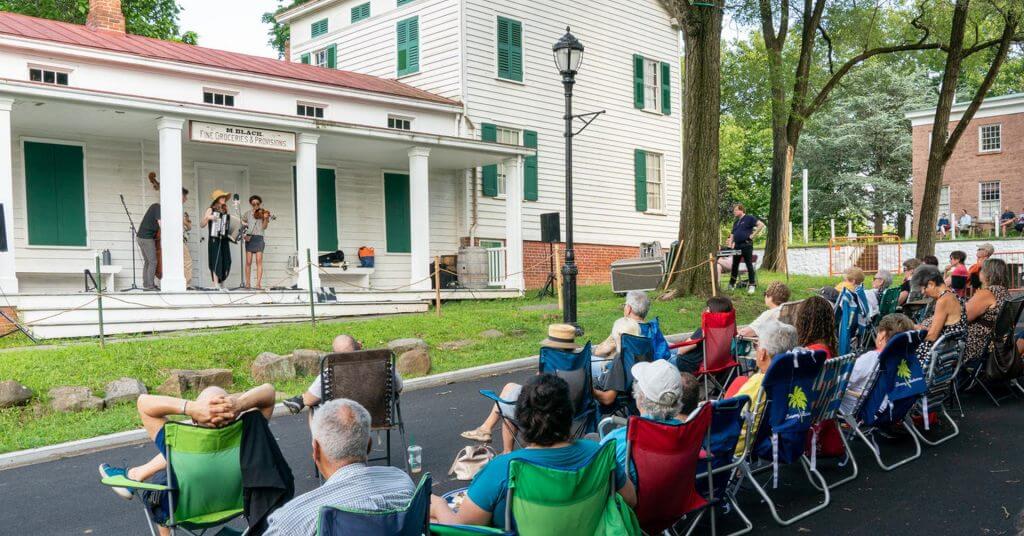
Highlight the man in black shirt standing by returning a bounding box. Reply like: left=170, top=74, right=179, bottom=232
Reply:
left=727, top=204, right=764, bottom=294
left=137, top=201, right=161, bottom=290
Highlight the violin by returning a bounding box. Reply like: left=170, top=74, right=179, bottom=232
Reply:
left=253, top=207, right=275, bottom=222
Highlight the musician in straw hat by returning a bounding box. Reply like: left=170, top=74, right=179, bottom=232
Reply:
left=201, top=189, right=235, bottom=290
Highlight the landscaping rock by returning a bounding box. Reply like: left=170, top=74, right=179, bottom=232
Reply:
left=480, top=329, right=504, bottom=339
left=49, top=386, right=104, bottom=412
left=252, top=352, right=296, bottom=383
left=387, top=338, right=428, bottom=355
left=103, top=378, right=147, bottom=406
left=156, top=369, right=233, bottom=396
left=396, top=347, right=431, bottom=377
left=290, top=349, right=323, bottom=376
left=437, top=339, right=475, bottom=351
left=0, top=380, right=33, bottom=408
left=508, top=329, right=528, bottom=337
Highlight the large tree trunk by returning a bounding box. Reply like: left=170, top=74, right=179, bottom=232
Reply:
left=761, top=141, right=794, bottom=270
left=874, top=212, right=885, bottom=235
left=671, top=7, right=723, bottom=296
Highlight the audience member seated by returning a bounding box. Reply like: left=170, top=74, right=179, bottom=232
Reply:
left=835, top=267, right=865, bottom=294
left=945, top=250, right=969, bottom=297
left=898, top=258, right=923, bottom=306
left=964, top=258, right=1011, bottom=364
left=969, top=243, right=995, bottom=291
left=1016, top=212, right=1024, bottom=234
left=840, top=314, right=915, bottom=415
left=673, top=296, right=735, bottom=373
left=922, top=255, right=939, bottom=267
left=431, top=374, right=636, bottom=528
left=283, top=335, right=406, bottom=415
left=99, top=384, right=278, bottom=536
left=678, top=372, right=700, bottom=416
left=592, top=290, right=647, bottom=378
left=867, top=269, right=893, bottom=316
left=936, top=214, right=950, bottom=238
left=600, top=360, right=699, bottom=481
left=461, top=324, right=583, bottom=452
left=738, top=281, right=791, bottom=338
left=1000, top=209, right=1016, bottom=234
left=794, top=295, right=838, bottom=358
left=264, top=399, right=414, bottom=535
left=726, top=319, right=798, bottom=455
left=913, top=265, right=967, bottom=366
left=958, top=209, right=973, bottom=233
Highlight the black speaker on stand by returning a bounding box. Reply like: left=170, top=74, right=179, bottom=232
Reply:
left=537, top=213, right=561, bottom=299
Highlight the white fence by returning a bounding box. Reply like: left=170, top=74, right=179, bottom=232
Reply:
left=487, top=247, right=507, bottom=287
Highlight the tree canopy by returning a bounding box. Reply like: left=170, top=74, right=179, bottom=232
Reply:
left=0, top=0, right=197, bottom=43
left=262, top=0, right=311, bottom=58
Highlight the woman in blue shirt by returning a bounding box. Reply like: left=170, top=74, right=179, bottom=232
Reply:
left=430, top=374, right=636, bottom=528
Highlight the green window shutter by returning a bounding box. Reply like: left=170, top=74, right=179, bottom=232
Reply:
left=317, top=168, right=339, bottom=251
left=481, top=123, right=498, bottom=197
left=634, top=149, right=647, bottom=212
left=497, top=17, right=523, bottom=82
left=326, top=44, right=337, bottom=69
left=397, top=0, right=413, bottom=4
left=24, top=141, right=87, bottom=246
left=523, top=130, right=538, bottom=201
left=351, top=2, right=370, bottom=22
left=633, top=54, right=645, bottom=109
left=384, top=173, right=411, bottom=253
left=300, top=53, right=310, bottom=64
left=396, top=17, right=420, bottom=76
left=660, top=61, right=671, bottom=115
left=311, top=18, right=328, bottom=38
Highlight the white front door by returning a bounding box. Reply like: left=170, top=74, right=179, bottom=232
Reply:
left=196, top=163, right=248, bottom=288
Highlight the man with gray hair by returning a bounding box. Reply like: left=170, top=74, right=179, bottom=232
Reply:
left=866, top=269, right=892, bottom=317
left=727, top=319, right=798, bottom=455
left=594, top=290, right=649, bottom=362
left=264, top=399, right=414, bottom=535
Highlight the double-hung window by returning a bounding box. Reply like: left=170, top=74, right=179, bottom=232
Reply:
left=633, top=55, right=671, bottom=115
left=979, top=181, right=1001, bottom=222
left=494, top=127, right=521, bottom=197
left=979, top=124, right=1001, bottom=152
left=645, top=152, right=664, bottom=212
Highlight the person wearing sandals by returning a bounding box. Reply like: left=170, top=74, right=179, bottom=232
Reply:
left=964, top=258, right=1012, bottom=363
left=460, top=324, right=582, bottom=453
left=913, top=265, right=967, bottom=367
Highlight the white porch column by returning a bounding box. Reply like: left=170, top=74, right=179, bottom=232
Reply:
left=0, top=98, right=17, bottom=293
left=408, top=147, right=431, bottom=291
left=504, top=155, right=524, bottom=291
left=295, top=133, right=321, bottom=289
left=157, top=117, right=186, bottom=292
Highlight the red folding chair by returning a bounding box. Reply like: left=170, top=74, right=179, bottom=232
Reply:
left=670, top=310, right=741, bottom=395
left=626, top=403, right=714, bottom=535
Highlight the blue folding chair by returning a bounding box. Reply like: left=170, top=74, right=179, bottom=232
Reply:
left=601, top=334, right=653, bottom=416
left=695, top=395, right=754, bottom=536
left=639, top=317, right=673, bottom=361
left=835, top=288, right=862, bottom=355
left=840, top=330, right=927, bottom=470
left=318, top=474, right=430, bottom=535
left=908, top=331, right=966, bottom=446
left=481, top=342, right=597, bottom=445
left=739, top=348, right=828, bottom=526
left=800, top=353, right=858, bottom=490
left=854, top=285, right=877, bottom=348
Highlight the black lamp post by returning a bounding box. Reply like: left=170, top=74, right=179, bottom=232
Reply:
left=553, top=28, right=585, bottom=329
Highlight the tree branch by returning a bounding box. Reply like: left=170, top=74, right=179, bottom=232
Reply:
left=818, top=22, right=835, bottom=74
left=804, top=41, right=942, bottom=118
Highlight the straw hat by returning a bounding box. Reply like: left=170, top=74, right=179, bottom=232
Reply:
left=540, top=323, right=581, bottom=350
left=209, top=188, right=232, bottom=202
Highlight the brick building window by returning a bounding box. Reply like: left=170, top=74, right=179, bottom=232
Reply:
left=979, top=124, right=1001, bottom=152
left=939, top=185, right=950, bottom=219
left=979, top=181, right=1001, bottom=221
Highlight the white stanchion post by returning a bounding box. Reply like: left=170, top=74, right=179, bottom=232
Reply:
left=802, top=169, right=809, bottom=244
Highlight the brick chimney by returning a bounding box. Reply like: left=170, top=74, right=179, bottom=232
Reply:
left=86, top=0, right=126, bottom=33
left=284, top=39, right=292, bottom=62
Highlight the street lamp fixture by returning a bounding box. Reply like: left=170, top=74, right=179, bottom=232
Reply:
left=552, top=27, right=603, bottom=333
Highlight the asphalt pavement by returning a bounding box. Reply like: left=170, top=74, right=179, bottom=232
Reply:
left=0, top=367, right=1021, bottom=535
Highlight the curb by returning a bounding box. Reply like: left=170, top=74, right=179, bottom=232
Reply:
left=0, top=355, right=539, bottom=472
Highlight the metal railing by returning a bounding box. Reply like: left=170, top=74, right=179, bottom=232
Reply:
left=828, top=234, right=903, bottom=277
left=487, top=247, right=507, bottom=287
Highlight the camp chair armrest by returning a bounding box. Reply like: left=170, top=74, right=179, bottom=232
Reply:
left=101, top=475, right=172, bottom=492
left=479, top=389, right=516, bottom=406
left=669, top=337, right=703, bottom=350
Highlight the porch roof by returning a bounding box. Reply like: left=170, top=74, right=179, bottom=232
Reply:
left=1, top=79, right=532, bottom=170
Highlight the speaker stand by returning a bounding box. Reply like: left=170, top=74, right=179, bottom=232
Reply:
left=535, top=242, right=557, bottom=299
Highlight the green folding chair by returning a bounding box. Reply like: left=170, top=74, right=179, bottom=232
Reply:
left=504, top=443, right=640, bottom=535
left=101, top=420, right=247, bottom=536
left=877, top=286, right=901, bottom=318
left=430, top=524, right=511, bottom=535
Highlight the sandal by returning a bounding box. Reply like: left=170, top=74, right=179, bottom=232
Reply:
left=460, top=427, right=492, bottom=442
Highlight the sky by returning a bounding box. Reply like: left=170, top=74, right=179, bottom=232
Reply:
left=177, top=0, right=283, bottom=58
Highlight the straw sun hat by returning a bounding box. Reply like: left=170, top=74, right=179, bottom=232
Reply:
left=540, top=323, right=581, bottom=350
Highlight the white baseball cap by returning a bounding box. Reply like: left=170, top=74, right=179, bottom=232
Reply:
left=631, top=360, right=682, bottom=406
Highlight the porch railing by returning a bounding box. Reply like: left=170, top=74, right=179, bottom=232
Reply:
left=487, top=247, right=507, bottom=287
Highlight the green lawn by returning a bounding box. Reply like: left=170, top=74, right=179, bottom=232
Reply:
left=0, top=273, right=834, bottom=453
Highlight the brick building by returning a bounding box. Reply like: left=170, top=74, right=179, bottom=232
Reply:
left=907, top=92, right=1024, bottom=232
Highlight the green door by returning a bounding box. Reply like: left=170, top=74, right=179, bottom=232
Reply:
left=292, top=167, right=339, bottom=252
left=24, top=141, right=87, bottom=246
left=384, top=173, right=411, bottom=253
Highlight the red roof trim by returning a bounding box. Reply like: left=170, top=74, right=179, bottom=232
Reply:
left=0, top=11, right=459, bottom=107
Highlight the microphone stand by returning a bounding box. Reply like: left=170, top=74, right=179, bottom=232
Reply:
left=119, top=194, right=140, bottom=291
left=233, top=198, right=247, bottom=290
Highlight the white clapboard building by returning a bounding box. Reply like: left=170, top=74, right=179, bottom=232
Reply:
left=279, top=0, right=683, bottom=288
left=0, top=0, right=681, bottom=338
